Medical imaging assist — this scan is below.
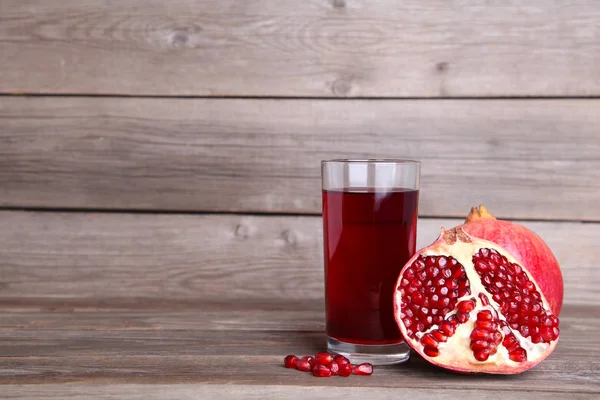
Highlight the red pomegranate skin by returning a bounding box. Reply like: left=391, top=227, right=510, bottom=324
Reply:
left=461, top=218, right=563, bottom=315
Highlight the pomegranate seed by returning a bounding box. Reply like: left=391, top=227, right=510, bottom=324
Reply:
left=473, top=348, right=490, bottom=361
left=470, top=340, right=488, bottom=351
left=439, top=321, right=455, bottom=336
left=477, top=310, right=493, bottom=321
left=470, top=328, right=490, bottom=341
left=451, top=266, right=465, bottom=279
left=437, top=256, right=447, bottom=267
left=300, top=355, right=315, bottom=367
left=423, top=346, right=439, bottom=357
left=448, top=315, right=459, bottom=327
left=540, top=326, right=554, bottom=342
left=457, top=300, right=475, bottom=313
left=329, top=361, right=339, bottom=375
left=353, top=363, right=373, bottom=376
left=456, top=312, right=469, bottom=323
left=492, top=331, right=502, bottom=343
left=427, top=266, right=440, bottom=278
left=284, top=355, right=299, bottom=368
left=338, top=362, right=352, bottom=377
left=475, top=260, right=489, bottom=273
left=446, top=280, right=458, bottom=290
left=509, top=348, right=527, bottom=362
left=315, top=352, right=333, bottom=366
left=421, top=333, right=438, bottom=348
left=431, top=330, right=448, bottom=343
left=476, top=320, right=494, bottom=330
left=333, top=355, right=350, bottom=365
left=296, top=359, right=312, bottom=372
left=312, top=364, right=332, bottom=377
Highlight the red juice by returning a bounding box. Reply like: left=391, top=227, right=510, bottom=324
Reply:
left=322, top=188, right=419, bottom=344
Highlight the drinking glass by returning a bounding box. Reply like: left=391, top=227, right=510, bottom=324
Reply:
left=321, top=159, right=420, bottom=365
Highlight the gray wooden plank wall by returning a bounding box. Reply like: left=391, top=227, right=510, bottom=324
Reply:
left=1, top=0, right=600, bottom=96
left=0, top=1, right=599, bottom=397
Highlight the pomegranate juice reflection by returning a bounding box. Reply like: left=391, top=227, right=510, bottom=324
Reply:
left=322, top=188, right=419, bottom=344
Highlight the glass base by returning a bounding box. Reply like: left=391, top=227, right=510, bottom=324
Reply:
left=327, top=337, right=410, bottom=365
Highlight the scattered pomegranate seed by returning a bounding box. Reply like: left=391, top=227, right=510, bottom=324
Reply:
left=300, top=355, right=315, bottom=367
left=353, top=363, right=373, bottom=376
left=284, top=352, right=370, bottom=377
left=284, top=355, right=299, bottom=368
left=315, top=352, right=334, bottom=366
left=338, top=362, right=353, bottom=377
left=296, top=359, right=312, bottom=372
left=333, top=354, right=350, bottom=365
left=329, top=361, right=340, bottom=375
left=312, top=364, right=332, bottom=377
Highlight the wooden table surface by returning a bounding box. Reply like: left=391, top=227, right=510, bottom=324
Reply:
left=1, top=212, right=599, bottom=399
left=2, top=1, right=600, bottom=398
left=1, top=301, right=599, bottom=399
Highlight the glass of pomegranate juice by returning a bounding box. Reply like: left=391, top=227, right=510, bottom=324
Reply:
left=321, top=159, right=420, bottom=365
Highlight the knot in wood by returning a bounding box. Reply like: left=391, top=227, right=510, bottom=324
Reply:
left=234, top=224, right=249, bottom=240
left=280, top=229, right=297, bottom=247
left=332, top=78, right=352, bottom=96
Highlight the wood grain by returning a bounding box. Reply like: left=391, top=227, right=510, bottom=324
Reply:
left=2, top=97, right=599, bottom=220
left=4, top=385, right=598, bottom=400
left=0, top=304, right=598, bottom=393
left=0, top=304, right=596, bottom=351
left=1, top=1, right=600, bottom=96
left=0, top=211, right=597, bottom=306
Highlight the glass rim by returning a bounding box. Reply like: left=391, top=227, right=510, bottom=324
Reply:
left=321, top=158, right=420, bottom=165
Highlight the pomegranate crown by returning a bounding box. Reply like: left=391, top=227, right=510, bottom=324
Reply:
left=465, top=205, right=497, bottom=223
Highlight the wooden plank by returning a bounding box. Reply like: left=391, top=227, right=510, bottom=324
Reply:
left=0, top=301, right=594, bottom=337
left=2, top=98, right=599, bottom=220
left=0, top=211, right=597, bottom=306
left=1, top=1, right=600, bottom=97
left=0, top=324, right=596, bottom=390
left=3, top=385, right=598, bottom=400
left=0, top=306, right=598, bottom=391
left=0, top=306, right=600, bottom=354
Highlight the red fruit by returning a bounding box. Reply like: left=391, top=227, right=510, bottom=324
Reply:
left=312, top=364, right=332, bottom=377
left=329, top=361, right=340, bottom=375
left=338, top=362, right=353, bottom=377
left=333, top=354, right=350, bottom=365
left=300, top=356, right=315, bottom=368
left=296, top=359, right=312, bottom=372
left=315, top=352, right=334, bottom=366
left=353, top=363, right=373, bottom=376
left=283, top=355, right=299, bottom=368
left=460, top=205, right=563, bottom=315
left=393, top=227, right=560, bottom=374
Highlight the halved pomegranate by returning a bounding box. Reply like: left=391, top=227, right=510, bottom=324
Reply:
left=393, top=228, right=559, bottom=374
